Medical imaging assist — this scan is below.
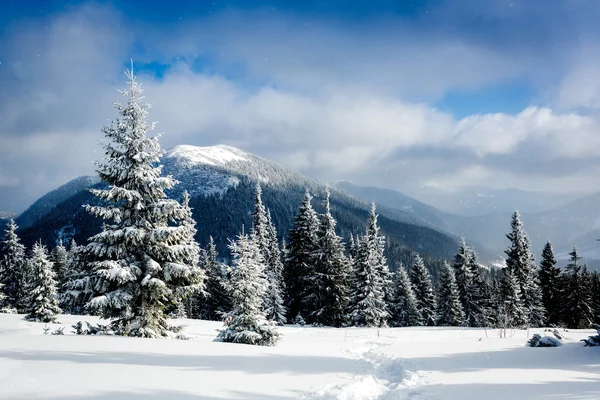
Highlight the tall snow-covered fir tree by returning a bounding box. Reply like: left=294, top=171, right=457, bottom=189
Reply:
left=563, top=246, right=593, bottom=329
left=216, top=232, right=279, bottom=346
left=437, top=261, right=465, bottom=326
left=410, top=254, right=437, bottom=326
left=71, top=67, right=205, bottom=337
left=348, top=203, right=390, bottom=327
left=198, top=236, right=231, bottom=321
left=504, top=211, right=546, bottom=327
left=285, top=190, right=319, bottom=322
left=263, top=209, right=286, bottom=325
left=25, top=242, right=61, bottom=323
left=389, top=265, right=422, bottom=327
left=51, top=242, right=69, bottom=294
left=538, top=242, right=561, bottom=326
left=0, top=219, right=28, bottom=312
left=308, top=189, right=350, bottom=327
left=467, top=248, right=491, bottom=327
left=452, top=238, right=485, bottom=327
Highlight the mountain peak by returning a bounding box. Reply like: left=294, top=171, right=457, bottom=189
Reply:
left=166, top=144, right=249, bottom=167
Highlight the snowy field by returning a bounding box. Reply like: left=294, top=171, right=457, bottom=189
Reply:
left=0, top=314, right=598, bottom=400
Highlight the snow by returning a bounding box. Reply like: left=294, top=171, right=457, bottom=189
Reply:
left=166, top=145, right=248, bottom=167
left=1, top=314, right=599, bottom=399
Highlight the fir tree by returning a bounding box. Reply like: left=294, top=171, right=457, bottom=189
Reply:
left=437, top=262, right=465, bottom=326
left=348, top=203, right=390, bottom=327
left=389, top=265, right=422, bottom=327
left=504, top=211, right=546, bottom=327
left=216, top=232, right=280, bottom=346
left=592, top=271, right=600, bottom=325
left=538, top=242, right=561, bottom=326
left=199, top=236, right=231, bottom=321
left=499, top=268, right=526, bottom=328
left=410, top=254, right=437, bottom=326
left=51, top=242, right=69, bottom=293
left=285, top=190, right=319, bottom=322
left=60, top=239, right=87, bottom=314
left=308, top=189, right=350, bottom=327
left=563, top=246, right=594, bottom=329
left=25, top=242, right=61, bottom=323
left=73, top=67, right=205, bottom=338
left=0, top=219, right=28, bottom=312
left=263, top=210, right=286, bottom=325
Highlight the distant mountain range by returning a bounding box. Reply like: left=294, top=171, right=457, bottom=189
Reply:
left=14, top=145, right=465, bottom=273
left=334, top=181, right=600, bottom=270
left=0, top=211, right=16, bottom=221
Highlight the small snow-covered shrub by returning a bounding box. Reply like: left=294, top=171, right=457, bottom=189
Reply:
left=581, top=325, right=600, bottom=347
left=71, top=321, right=114, bottom=336
left=51, top=327, right=65, bottom=335
left=294, top=314, right=306, bottom=327
left=527, top=333, right=562, bottom=347
left=0, top=307, right=17, bottom=314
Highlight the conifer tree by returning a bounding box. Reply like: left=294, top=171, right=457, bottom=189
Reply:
left=25, top=242, right=61, bottom=323
left=499, top=268, right=526, bottom=328
left=538, top=242, right=561, bottom=326
left=199, top=236, right=231, bottom=321
left=72, top=67, right=204, bottom=337
left=285, top=190, right=319, bottom=322
left=410, top=254, right=437, bottom=326
left=263, top=210, right=286, bottom=325
left=452, top=238, right=484, bottom=327
left=216, top=232, right=279, bottom=346
left=308, top=189, right=350, bottom=327
left=0, top=219, right=28, bottom=312
left=437, top=262, right=465, bottom=326
left=592, top=271, right=600, bottom=325
left=51, top=242, right=69, bottom=293
left=348, top=203, right=390, bottom=327
left=60, top=239, right=86, bottom=314
left=504, top=211, right=546, bottom=327
left=563, top=246, right=594, bottom=328
left=389, top=265, right=422, bottom=327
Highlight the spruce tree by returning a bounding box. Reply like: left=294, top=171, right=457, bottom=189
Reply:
left=263, top=210, right=286, bottom=325
left=499, top=268, right=526, bottom=328
left=285, top=190, right=319, bottom=322
left=25, top=242, right=61, bottom=323
left=51, top=242, right=69, bottom=293
left=592, top=271, right=600, bottom=325
left=0, top=219, right=28, bottom=312
left=216, top=232, right=279, bottom=346
left=199, top=236, right=231, bottom=321
left=309, top=189, right=350, bottom=327
left=504, top=211, right=546, bottom=327
left=389, top=265, right=422, bottom=327
left=563, top=246, right=594, bottom=328
left=538, top=242, right=561, bottom=326
left=410, top=254, right=437, bottom=326
left=348, top=203, right=390, bottom=327
left=73, top=67, right=204, bottom=337
left=437, top=261, right=465, bottom=326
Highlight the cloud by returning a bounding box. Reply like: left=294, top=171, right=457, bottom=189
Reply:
left=2, top=2, right=600, bottom=213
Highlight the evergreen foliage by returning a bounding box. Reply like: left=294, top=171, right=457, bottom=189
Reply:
left=263, top=210, right=286, bottom=325
left=437, top=262, right=465, bottom=326
left=499, top=268, right=526, bottom=328
left=198, top=236, right=231, bottom=321
left=389, top=265, right=422, bottom=327
left=504, top=211, right=546, bottom=327
left=285, top=190, right=319, bottom=322
left=216, top=233, right=279, bottom=346
left=410, top=254, right=437, bottom=326
left=51, top=242, right=69, bottom=293
left=25, top=242, right=61, bottom=323
left=70, top=67, right=205, bottom=338
left=308, top=189, right=350, bottom=327
left=563, top=246, right=594, bottom=329
left=538, top=242, right=562, bottom=326
left=0, top=219, right=28, bottom=312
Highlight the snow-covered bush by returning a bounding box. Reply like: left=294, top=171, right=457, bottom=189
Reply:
left=51, top=327, right=65, bottom=335
left=294, top=314, right=306, bottom=327
left=581, top=325, right=600, bottom=347
left=527, top=333, right=562, bottom=347
left=71, top=321, right=113, bottom=336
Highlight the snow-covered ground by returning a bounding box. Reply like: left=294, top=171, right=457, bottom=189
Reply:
left=0, top=314, right=598, bottom=400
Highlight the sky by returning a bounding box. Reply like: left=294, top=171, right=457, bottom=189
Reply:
left=2, top=0, right=600, bottom=213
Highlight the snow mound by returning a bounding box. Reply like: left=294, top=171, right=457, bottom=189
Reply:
left=166, top=144, right=248, bottom=167
left=311, top=347, right=425, bottom=400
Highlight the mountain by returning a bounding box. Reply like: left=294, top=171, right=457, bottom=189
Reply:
left=17, top=145, right=462, bottom=273
left=335, top=181, right=600, bottom=270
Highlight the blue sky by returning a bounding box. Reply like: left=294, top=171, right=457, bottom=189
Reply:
left=2, top=0, right=600, bottom=212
